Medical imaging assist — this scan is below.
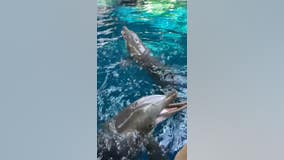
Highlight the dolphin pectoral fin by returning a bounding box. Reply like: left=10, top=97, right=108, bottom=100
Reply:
left=144, top=137, right=169, bottom=160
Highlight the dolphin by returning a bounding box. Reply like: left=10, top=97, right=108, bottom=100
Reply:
left=97, top=91, right=187, bottom=160
left=121, top=26, right=187, bottom=89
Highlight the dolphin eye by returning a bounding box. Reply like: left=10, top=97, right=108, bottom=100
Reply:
left=131, top=102, right=138, bottom=108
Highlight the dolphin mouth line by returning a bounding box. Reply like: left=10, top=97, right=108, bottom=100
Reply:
left=160, top=102, right=187, bottom=116
left=155, top=91, right=187, bottom=125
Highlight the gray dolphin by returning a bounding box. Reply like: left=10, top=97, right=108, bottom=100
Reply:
left=121, top=26, right=187, bottom=88
left=98, top=91, right=187, bottom=160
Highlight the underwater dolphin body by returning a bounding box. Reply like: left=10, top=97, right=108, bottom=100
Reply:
left=97, top=91, right=187, bottom=160
left=121, top=26, right=187, bottom=89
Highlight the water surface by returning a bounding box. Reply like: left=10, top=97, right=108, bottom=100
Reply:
left=97, top=0, right=188, bottom=159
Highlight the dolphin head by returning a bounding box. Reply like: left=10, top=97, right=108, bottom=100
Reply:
left=121, top=26, right=149, bottom=56
left=113, top=91, right=186, bottom=135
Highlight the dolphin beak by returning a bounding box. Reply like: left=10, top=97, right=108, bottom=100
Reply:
left=121, top=26, right=128, bottom=39
left=155, top=91, right=187, bottom=125
left=121, top=31, right=126, bottom=39
left=122, top=26, right=128, bottom=31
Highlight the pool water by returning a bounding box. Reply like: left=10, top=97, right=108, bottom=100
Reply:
left=97, top=0, right=188, bottom=159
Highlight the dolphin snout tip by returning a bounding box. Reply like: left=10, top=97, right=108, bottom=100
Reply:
left=122, top=26, right=128, bottom=31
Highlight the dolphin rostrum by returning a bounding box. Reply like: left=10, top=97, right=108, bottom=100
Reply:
left=97, top=91, right=187, bottom=160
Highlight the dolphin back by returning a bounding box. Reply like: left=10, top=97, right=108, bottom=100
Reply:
left=144, top=136, right=169, bottom=160
left=97, top=130, right=143, bottom=160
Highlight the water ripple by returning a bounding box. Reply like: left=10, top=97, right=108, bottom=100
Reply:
left=97, top=1, right=188, bottom=159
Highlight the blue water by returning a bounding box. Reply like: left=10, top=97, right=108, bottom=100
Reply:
left=97, top=0, right=188, bottom=159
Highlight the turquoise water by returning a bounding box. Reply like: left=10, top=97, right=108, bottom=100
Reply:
left=97, top=0, right=187, bottom=159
